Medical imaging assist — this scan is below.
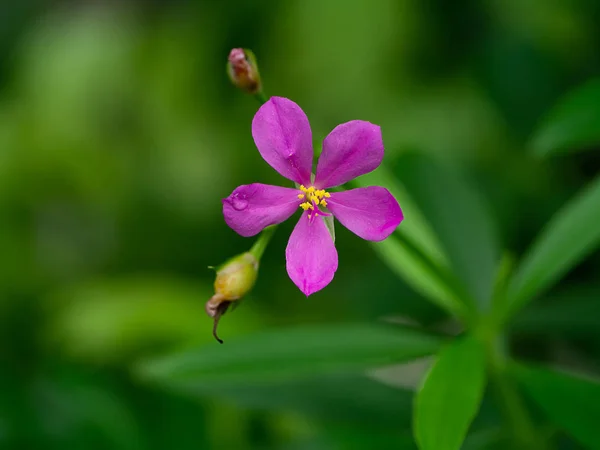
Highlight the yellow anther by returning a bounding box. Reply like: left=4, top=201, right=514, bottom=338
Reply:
left=297, top=186, right=331, bottom=212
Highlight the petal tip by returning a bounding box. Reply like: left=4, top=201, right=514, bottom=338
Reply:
left=285, top=214, right=338, bottom=297
left=297, top=278, right=332, bottom=297
left=251, top=96, right=313, bottom=185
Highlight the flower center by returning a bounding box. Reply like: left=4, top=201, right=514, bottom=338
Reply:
left=297, top=185, right=331, bottom=220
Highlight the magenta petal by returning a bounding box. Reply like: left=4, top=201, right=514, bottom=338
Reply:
left=327, top=187, right=403, bottom=241
left=286, top=212, right=338, bottom=296
left=223, top=183, right=299, bottom=237
left=252, top=97, right=313, bottom=185
left=314, top=120, right=384, bottom=188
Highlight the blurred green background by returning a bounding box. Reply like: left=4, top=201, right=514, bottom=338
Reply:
left=1, top=0, right=600, bottom=449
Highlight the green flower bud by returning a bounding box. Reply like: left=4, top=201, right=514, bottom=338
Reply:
left=205, top=252, right=259, bottom=343
left=227, top=48, right=262, bottom=95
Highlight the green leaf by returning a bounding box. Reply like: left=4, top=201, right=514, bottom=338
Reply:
left=46, top=277, right=261, bottom=363
left=394, top=153, right=499, bottom=309
left=324, top=427, right=417, bottom=450
left=500, top=174, right=600, bottom=323
left=372, top=233, right=471, bottom=322
left=461, top=428, right=506, bottom=450
left=161, top=374, right=415, bottom=431
left=531, top=78, right=600, bottom=157
left=39, top=378, right=145, bottom=450
left=511, top=284, right=600, bottom=337
left=352, top=164, right=449, bottom=272
left=351, top=161, right=479, bottom=320
left=512, top=363, right=600, bottom=450
left=414, top=335, right=487, bottom=450
left=137, top=323, right=442, bottom=386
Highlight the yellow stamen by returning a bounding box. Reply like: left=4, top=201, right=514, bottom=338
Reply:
left=297, top=185, right=331, bottom=213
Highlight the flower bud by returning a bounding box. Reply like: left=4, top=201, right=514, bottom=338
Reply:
left=227, top=48, right=261, bottom=95
left=205, top=252, right=259, bottom=343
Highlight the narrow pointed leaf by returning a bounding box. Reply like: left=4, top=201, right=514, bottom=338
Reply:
left=160, top=374, right=415, bottom=432
left=394, top=153, right=499, bottom=309
left=531, top=79, right=600, bottom=157
left=372, top=234, right=471, bottom=322
left=501, top=174, right=600, bottom=322
left=352, top=164, right=449, bottom=272
left=414, top=335, right=487, bottom=450
left=137, top=323, right=442, bottom=386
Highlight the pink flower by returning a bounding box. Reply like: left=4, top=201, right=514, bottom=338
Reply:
left=222, top=97, right=403, bottom=296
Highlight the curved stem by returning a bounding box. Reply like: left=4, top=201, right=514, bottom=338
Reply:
left=484, top=332, right=545, bottom=450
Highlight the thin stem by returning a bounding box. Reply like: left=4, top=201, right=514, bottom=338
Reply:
left=485, top=333, right=545, bottom=450
left=250, top=225, right=277, bottom=260
left=254, top=90, right=268, bottom=104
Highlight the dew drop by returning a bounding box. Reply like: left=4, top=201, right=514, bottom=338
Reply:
left=232, top=197, right=248, bottom=211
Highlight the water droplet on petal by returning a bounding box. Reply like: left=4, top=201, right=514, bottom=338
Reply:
left=232, top=197, right=248, bottom=211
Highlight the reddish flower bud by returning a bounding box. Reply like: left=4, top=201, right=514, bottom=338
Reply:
left=227, top=48, right=261, bottom=95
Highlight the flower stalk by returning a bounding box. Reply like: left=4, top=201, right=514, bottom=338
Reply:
left=250, top=225, right=277, bottom=260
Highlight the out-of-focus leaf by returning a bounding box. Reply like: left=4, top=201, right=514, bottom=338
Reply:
left=394, top=152, right=499, bottom=309
left=512, top=363, right=600, bottom=450
left=531, top=79, right=600, bottom=157
left=499, top=174, right=600, bottom=323
left=0, top=372, right=45, bottom=446
left=130, top=383, right=212, bottom=450
left=137, top=323, right=442, bottom=386
left=16, top=8, right=139, bottom=147
left=511, top=285, right=600, bottom=336
left=371, top=234, right=471, bottom=321
left=461, top=428, right=506, bottom=450
left=414, top=335, right=486, bottom=450
left=165, top=374, right=414, bottom=431
left=32, top=376, right=145, bottom=450
left=353, top=164, right=449, bottom=271
left=45, top=277, right=261, bottom=363
left=324, top=426, right=416, bottom=450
